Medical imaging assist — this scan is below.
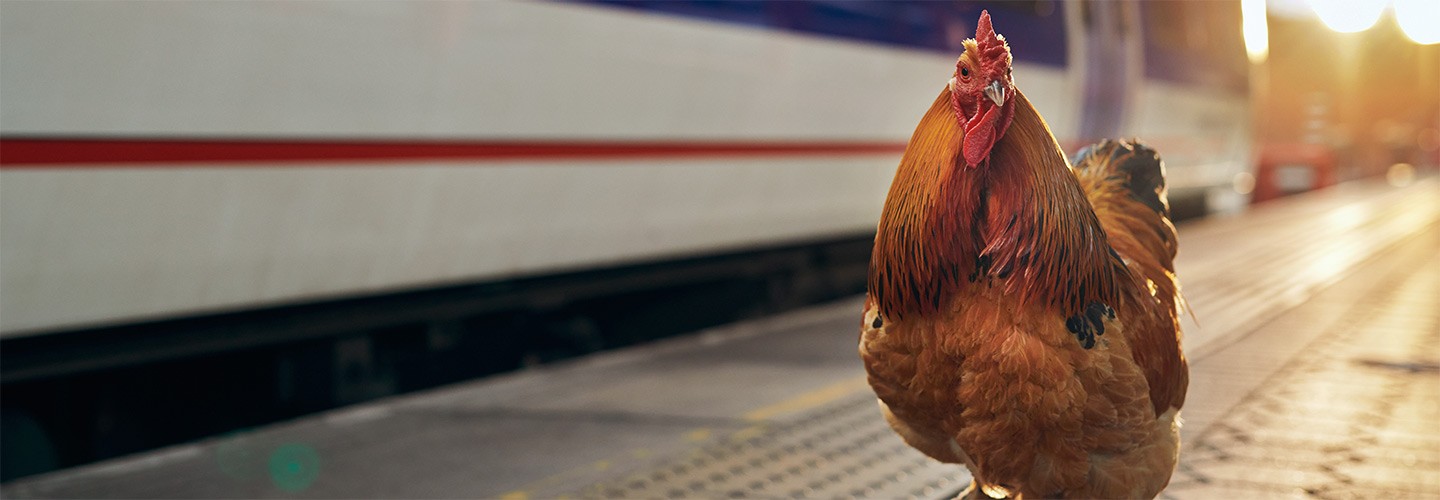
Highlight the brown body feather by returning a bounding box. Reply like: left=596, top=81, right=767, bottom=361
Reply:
left=1072, top=141, right=1189, bottom=415
left=861, top=87, right=1188, bottom=498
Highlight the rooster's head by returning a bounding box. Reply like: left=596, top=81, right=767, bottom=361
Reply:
left=950, top=10, right=1016, bottom=169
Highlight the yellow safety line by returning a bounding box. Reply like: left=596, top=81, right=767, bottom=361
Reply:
left=742, top=375, right=870, bottom=422
left=500, top=375, right=871, bottom=498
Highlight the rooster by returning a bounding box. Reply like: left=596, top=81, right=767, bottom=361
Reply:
left=859, top=11, right=1188, bottom=499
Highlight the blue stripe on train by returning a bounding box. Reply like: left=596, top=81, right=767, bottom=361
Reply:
left=567, top=0, right=1069, bottom=67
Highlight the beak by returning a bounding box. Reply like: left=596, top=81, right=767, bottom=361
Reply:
left=983, top=80, right=1005, bottom=107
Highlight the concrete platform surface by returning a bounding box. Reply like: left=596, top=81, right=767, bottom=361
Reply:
left=2, top=177, right=1436, bottom=499
left=1167, top=209, right=1439, bottom=499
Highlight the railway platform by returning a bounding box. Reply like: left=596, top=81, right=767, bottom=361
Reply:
left=3, top=177, right=1437, bottom=499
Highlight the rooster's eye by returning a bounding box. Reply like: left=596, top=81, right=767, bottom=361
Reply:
left=961, top=67, right=970, bottom=78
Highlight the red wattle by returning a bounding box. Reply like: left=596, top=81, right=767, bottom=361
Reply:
left=963, top=104, right=999, bottom=168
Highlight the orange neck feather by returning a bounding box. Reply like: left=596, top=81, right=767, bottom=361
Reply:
left=869, top=88, right=1125, bottom=318
left=868, top=89, right=970, bottom=318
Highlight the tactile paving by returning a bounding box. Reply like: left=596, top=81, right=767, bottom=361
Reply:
left=1165, top=250, right=1440, bottom=499
left=564, top=394, right=970, bottom=499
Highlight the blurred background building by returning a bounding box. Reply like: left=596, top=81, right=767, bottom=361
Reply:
left=1256, top=0, right=1439, bottom=184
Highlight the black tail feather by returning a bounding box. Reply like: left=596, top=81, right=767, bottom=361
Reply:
left=1072, top=139, right=1169, bottom=216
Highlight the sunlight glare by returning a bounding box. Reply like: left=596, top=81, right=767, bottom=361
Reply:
left=1395, top=0, right=1440, bottom=45
left=1243, top=0, right=1270, bottom=63
left=1307, top=0, right=1387, bottom=33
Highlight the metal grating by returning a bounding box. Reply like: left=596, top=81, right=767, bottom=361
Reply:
left=564, top=394, right=971, bottom=499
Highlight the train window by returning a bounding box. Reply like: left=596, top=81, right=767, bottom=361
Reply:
left=1141, top=1, right=1247, bottom=93
left=574, top=0, right=1067, bottom=66
left=985, top=0, right=1058, bottom=18
left=1143, top=2, right=1186, bottom=51
left=950, top=0, right=1067, bottom=66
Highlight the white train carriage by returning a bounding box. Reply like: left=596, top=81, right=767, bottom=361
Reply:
left=0, top=0, right=1250, bottom=337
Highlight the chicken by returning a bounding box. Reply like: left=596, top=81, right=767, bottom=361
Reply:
left=858, top=11, right=1188, bottom=499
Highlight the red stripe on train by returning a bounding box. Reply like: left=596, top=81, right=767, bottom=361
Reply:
left=0, top=138, right=907, bottom=167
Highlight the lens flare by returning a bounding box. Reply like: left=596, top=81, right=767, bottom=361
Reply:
left=1307, top=0, right=1387, bottom=33
left=1387, top=163, right=1416, bottom=187
left=1233, top=172, right=1257, bottom=195
left=1395, top=0, right=1440, bottom=45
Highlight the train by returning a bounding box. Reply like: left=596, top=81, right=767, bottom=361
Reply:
left=0, top=0, right=1252, bottom=338
left=0, top=0, right=1252, bottom=479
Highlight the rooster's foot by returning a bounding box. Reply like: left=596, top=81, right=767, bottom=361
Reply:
left=956, top=479, right=1014, bottom=500
left=1065, top=301, right=1114, bottom=349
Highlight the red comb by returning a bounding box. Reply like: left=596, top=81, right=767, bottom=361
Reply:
left=977, top=10, right=998, bottom=45
left=973, top=10, right=1011, bottom=73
